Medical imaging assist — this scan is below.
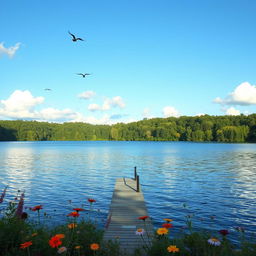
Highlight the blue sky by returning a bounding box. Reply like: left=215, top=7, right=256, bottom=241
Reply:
left=1, top=0, right=256, bottom=124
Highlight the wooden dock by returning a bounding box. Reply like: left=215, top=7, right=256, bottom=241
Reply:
left=104, top=177, right=153, bottom=254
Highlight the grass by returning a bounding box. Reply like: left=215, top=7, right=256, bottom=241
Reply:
left=0, top=188, right=255, bottom=256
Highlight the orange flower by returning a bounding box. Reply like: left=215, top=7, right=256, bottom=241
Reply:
left=20, top=241, right=32, bottom=249
left=157, top=227, right=169, bottom=235
left=90, top=243, right=100, bottom=250
left=31, top=233, right=38, bottom=237
left=68, top=223, right=78, bottom=229
left=138, top=215, right=149, bottom=221
left=31, top=205, right=43, bottom=211
left=67, top=211, right=80, bottom=217
left=162, top=223, right=173, bottom=229
left=55, top=234, right=65, bottom=239
left=73, top=208, right=85, bottom=212
left=88, top=198, right=96, bottom=203
left=164, top=218, right=173, bottom=222
left=167, top=245, right=179, bottom=253
left=49, top=235, right=62, bottom=248
left=75, top=245, right=81, bottom=249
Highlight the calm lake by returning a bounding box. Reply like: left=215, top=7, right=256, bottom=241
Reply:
left=0, top=141, right=256, bottom=240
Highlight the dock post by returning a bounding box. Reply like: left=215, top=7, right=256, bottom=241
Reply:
left=134, top=166, right=137, bottom=180
left=136, top=175, right=140, bottom=192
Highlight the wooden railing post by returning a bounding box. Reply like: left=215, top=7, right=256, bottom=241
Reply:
left=134, top=166, right=137, bottom=180
left=136, top=175, right=140, bottom=192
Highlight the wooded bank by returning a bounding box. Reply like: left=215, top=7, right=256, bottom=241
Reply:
left=0, top=114, right=256, bottom=142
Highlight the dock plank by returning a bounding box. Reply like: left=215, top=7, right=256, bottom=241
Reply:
left=103, top=178, right=153, bottom=254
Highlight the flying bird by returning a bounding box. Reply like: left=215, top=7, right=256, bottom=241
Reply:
left=76, top=73, right=91, bottom=77
left=68, top=31, right=84, bottom=42
left=44, top=88, right=52, bottom=91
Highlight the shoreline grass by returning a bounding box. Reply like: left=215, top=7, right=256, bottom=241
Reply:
left=0, top=189, right=255, bottom=256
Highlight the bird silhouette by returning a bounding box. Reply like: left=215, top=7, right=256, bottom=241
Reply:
left=76, top=73, right=91, bottom=77
left=44, top=88, right=52, bottom=91
left=68, top=31, right=84, bottom=42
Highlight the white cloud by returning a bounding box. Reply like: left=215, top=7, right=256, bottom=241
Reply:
left=39, top=108, right=79, bottom=121
left=0, top=90, right=44, bottom=112
left=111, top=96, right=125, bottom=108
left=0, top=90, right=130, bottom=124
left=213, top=82, right=256, bottom=106
left=102, top=96, right=125, bottom=110
left=0, top=42, right=21, bottom=58
left=225, top=107, right=241, bottom=116
left=162, top=106, right=179, bottom=118
left=0, top=90, right=80, bottom=122
left=78, top=91, right=96, bottom=100
left=88, top=96, right=126, bottom=112
left=88, top=103, right=101, bottom=111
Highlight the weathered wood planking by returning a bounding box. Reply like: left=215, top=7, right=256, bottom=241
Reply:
left=104, top=178, right=153, bottom=254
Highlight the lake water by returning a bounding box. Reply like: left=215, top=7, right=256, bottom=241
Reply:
left=0, top=141, right=256, bottom=241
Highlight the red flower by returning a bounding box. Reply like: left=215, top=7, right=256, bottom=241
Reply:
left=31, top=205, right=43, bottom=211
left=67, top=211, right=80, bottom=217
left=49, top=235, right=62, bottom=248
left=88, top=198, right=96, bottom=203
left=73, top=208, right=85, bottom=212
left=138, top=216, right=149, bottom=221
left=162, top=223, right=173, bottom=229
left=20, top=241, right=32, bottom=249
left=219, top=229, right=229, bottom=236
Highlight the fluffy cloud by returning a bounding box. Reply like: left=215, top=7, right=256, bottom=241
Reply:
left=213, top=82, right=256, bottom=106
left=0, top=90, right=81, bottom=122
left=102, top=96, right=125, bottom=110
left=0, top=90, right=130, bottom=124
left=0, top=42, right=21, bottom=58
left=162, top=106, right=179, bottom=118
left=225, top=107, right=241, bottom=116
left=0, top=90, right=44, bottom=113
left=88, top=96, right=125, bottom=112
left=88, top=103, right=101, bottom=111
left=78, top=91, right=96, bottom=100
left=39, top=108, right=80, bottom=121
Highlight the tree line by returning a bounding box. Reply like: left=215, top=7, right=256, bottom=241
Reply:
left=0, top=114, right=256, bottom=142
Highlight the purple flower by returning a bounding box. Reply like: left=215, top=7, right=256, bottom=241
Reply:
left=16, top=192, right=25, bottom=218
left=0, top=186, right=8, bottom=204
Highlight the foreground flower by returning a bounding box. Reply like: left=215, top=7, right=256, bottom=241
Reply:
left=138, top=215, right=149, bottom=221
left=73, top=208, right=85, bottom=212
left=16, top=192, right=25, bottom=218
left=49, top=235, right=62, bottom=248
left=75, top=245, right=81, bottom=249
left=167, top=245, right=179, bottom=253
left=68, top=223, right=78, bottom=229
left=90, top=243, right=100, bottom=250
left=157, top=227, right=169, bottom=235
left=88, top=198, right=96, bottom=203
left=20, top=241, right=32, bottom=249
left=208, top=237, right=221, bottom=246
left=31, top=205, right=43, bottom=211
left=164, top=218, right=173, bottom=223
left=55, top=234, right=65, bottom=239
left=135, top=228, right=145, bottom=235
left=31, top=233, right=38, bottom=237
left=57, top=246, right=67, bottom=254
left=0, top=186, right=8, bottom=204
left=219, top=229, right=229, bottom=236
left=67, top=211, right=80, bottom=217
left=162, top=223, right=173, bottom=229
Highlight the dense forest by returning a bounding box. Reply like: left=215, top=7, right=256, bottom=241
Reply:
left=0, top=114, right=256, bottom=142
